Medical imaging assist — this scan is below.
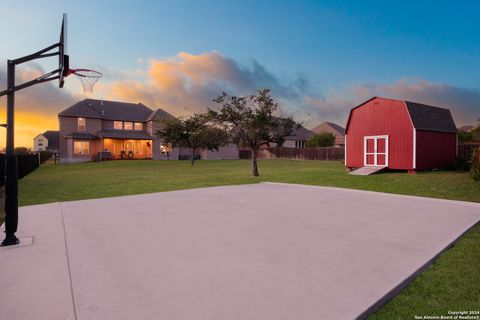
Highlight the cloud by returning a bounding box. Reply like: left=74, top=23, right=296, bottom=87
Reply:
left=101, top=51, right=310, bottom=116
left=1, top=51, right=479, bottom=147
left=0, top=63, right=79, bottom=147
left=302, top=78, right=480, bottom=128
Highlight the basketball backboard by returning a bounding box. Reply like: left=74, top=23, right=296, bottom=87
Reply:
left=59, top=13, right=69, bottom=88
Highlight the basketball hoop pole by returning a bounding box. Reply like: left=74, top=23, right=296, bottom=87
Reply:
left=0, top=44, right=64, bottom=247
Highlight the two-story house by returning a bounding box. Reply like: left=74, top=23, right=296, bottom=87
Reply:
left=58, top=99, right=174, bottom=163
left=58, top=99, right=240, bottom=163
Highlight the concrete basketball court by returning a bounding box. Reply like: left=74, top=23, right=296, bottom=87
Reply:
left=1, top=182, right=480, bottom=320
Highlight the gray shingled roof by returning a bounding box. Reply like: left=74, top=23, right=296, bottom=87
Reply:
left=285, top=126, right=314, bottom=141
left=311, top=122, right=345, bottom=135
left=405, top=101, right=457, bottom=133
left=146, top=108, right=175, bottom=121
left=59, top=99, right=154, bottom=122
left=98, top=130, right=154, bottom=140
left=42, top=130, right=59, bottom=151
left=64, top=132, right=98, bottom=139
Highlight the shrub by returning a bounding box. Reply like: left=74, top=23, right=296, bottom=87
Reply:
left=470, top=147, right=480, bottom=182
left=306, top=132, right=336, bottom=147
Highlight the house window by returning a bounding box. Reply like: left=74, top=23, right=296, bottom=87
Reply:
left=38, top=143, right=43, bottom=146
left=134, top=122, right=143, bottom=131
left=124, top=122, right=133, bottom=130
left=77, top=118, right=86, bottom=131
left=73, top=141, right=89, bottom=155
left=114, top=121, right=123, bottom=130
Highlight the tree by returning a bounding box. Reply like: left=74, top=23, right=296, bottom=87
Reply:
left=14, top=147, right=31, bottom=154
left=156, top=114, right=228, bottom=165
left=458, top=131, right=473, bottom=143
left=306, top=132, right=336, bottom=147
left=210, top=89, right=297, bottom=176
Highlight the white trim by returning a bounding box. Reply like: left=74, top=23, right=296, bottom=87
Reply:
left=413, top=128, right=416, bottom=169
left=344, top=134, right=347, bottom=166
left=363, top=135, right=389, bottom=167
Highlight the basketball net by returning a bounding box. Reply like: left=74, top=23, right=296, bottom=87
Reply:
left=69, top=69, right=103, bottom=93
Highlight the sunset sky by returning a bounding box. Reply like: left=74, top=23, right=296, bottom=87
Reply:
left=1, top=0, right=479, bottom=148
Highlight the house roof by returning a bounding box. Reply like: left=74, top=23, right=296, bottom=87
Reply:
left=458, top=125, right=474, bottom=132
left=311, top=122, right=345, bottom=135
left=146, top=108, right=175, bottom=121
left=285, top=126, right=314, bottom=141
left=346, top=97, right=457, bottom=134
left=97, top=130, right=154, bottom=140
left=59, top=99, right=155, bottom=122
left=64, top=132, right=98, bottom=139
left=42, top=130, right=60, bottom=151
left=405, top=101, right=457, bottom=133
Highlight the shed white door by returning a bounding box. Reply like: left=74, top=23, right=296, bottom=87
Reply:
left=364, top=136, right=388, bottom=166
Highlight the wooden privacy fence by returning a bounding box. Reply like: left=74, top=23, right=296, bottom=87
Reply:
left=458, top=144, right=479, bottom=161
left=240, top=147, right=345, bottom=161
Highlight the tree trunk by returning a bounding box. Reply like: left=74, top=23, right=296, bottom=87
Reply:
left=251, top=149, right=259, bottom=176
left=190, top=149, right=195, bottom=165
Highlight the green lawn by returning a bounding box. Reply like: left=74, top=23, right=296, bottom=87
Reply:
left=6, top=159, right=480, bottom=318
left=18, top=159, right=480, bottom=206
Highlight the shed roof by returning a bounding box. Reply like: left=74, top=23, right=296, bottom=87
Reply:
left=346, top=97, right=457, bottom=134
left=59, top=99, right=154, bottom=122
left=405, top=101, right=457, bottom=133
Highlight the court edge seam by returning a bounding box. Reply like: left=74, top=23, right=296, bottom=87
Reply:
left=59, top=202, right=78, bottom=320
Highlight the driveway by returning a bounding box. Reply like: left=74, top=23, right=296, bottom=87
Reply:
left=1, top=182, right=479, bottom=320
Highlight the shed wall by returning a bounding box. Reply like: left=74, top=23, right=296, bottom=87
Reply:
left=346, top=98, right=414, bottom=170
left=415, top=131, right=457, bottom=169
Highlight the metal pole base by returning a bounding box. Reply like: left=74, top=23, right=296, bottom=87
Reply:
left=1, top=233, right=19, bottom=246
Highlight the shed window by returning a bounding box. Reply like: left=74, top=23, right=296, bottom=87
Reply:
left=124, top=122, right=133, bottom=130
left=73, top=141, right=89, bottom=155
left=114, top=121, right=123, bottom=130
left=77, top=118, right=86, bottom=131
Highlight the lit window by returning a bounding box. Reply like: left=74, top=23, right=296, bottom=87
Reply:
left=124, top=122, right=133, bottom=130
left=77, top=118, right=86, bottom=131
left=134, top=122, right=143, bottom=131
left=73, top=141, right=89, bottom=155
left=135, top=140, right=143, bottom=154
left=114, top=121, right=123, bottom=130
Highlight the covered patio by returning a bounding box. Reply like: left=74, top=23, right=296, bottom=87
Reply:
left=99, top=131, right=153, bottom=160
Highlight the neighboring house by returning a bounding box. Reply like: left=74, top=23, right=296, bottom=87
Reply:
left=345, top=97, right=457, bottom=172
left=458, top=125, right=474, bottom=132
left=33, top=130, right=60, bottom=153
left=283, top=126, right=315, bottom=148
left=58, top=99, right=239, bottom=163
left=310, top=122, right=345, bottom=147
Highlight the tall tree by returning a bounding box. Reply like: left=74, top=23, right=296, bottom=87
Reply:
left=306, top=132, right=336, bottom=147
left=210, top=89, right=297, bottom=176
left=156, top=114, right=228, bottom=165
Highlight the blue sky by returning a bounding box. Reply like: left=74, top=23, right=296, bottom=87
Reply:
left=0, top=0, right=479, bottom=146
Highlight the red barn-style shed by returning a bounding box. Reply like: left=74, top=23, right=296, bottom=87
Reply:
left=345, top=97, right=457, bottom=172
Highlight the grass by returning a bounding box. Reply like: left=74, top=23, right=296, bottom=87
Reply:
left=4, top=159, right=480, bottom=318
left=17, top=159, right=480, bottom=206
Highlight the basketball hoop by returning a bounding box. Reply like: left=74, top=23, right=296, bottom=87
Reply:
left=68, top=69, right=103, bottom=93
